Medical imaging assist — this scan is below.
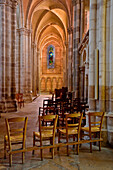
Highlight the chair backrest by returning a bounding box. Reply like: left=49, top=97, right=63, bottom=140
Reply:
left=43, top=107, right=56, bottom=116
left=5, top=117, right=28, bottom=150
left=65, top=112, right=83, bottom=135
left=88, top=112, right=104, bottom=132
left=39, top=115, right=58, bottom=142
left=16, top=93, right=24, bottom=101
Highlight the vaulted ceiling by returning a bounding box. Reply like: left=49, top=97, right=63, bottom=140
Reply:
left=22, top=0, right=72, bottom=49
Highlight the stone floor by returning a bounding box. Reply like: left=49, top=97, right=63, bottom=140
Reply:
left=0, top=95, right=113, bottom=170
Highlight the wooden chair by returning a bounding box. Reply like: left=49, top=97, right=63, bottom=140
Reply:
left=4, top=117, right=28, bottom=166
left=33, top=114, right=58, bottom=160
left=58, top=112, right=83, bottom=155
left=80, top=112, right=104, bottom=152
left=16, top=93, right=24, bottom=108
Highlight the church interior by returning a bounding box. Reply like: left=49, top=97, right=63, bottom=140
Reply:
left=0, top=0, right=113, bottom=169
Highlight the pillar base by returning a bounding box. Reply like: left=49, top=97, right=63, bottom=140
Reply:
left=24, top=92, right=32, bottom=102
left=107, top=113, right=113, bottom=147
left=0, top=99, right=17, bottom=113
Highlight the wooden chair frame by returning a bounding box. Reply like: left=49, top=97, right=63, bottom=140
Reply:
left=16, top=93, right=24, bottom=108
left=58, top=112, right=83, bottom=155
left=80, top=112, right=104, bottom=152
left=4, top=117, right=28, bottom=166
left=33, top=114, right=58, bottom=160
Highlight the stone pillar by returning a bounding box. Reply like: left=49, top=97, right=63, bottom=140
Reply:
left=37, top=48, right=40, bottom=94
left=79, top=66, right=85, bottom=101
left=63, top=47, right=66, bottom=86
left=24, top=29, right=32, bottom=101
left=27, top=30, right=32, bottom=94
left=74, top=0, right=81, bottom=98
left=0, top=0, right=18, bottom=112
left=80, top=0, right=84, bottom=41
left=88, top=0, right=97, bottom=111
left=65, top=42, right=68, bottom=88
left=85, top=44, right=89, bottom=103
left=19, top=28, right=26, bottom=93
left=11, top=0, right=18, bottom=99
left=16, top=28, right=32, bottom=102
left=110, top=0, right=113, bottom=111
left=99, top=0, right=106, bottom=112
left=32, top=42, right=37, bottom=96
left=5, top=1, right=11, bottom=99
left=72, top=0, right=76, bottom=92
left=67, top=27, right=73, bottom=91
left=107, top=0, right=113, bottom=147
left=0, top=0, right=6, bottom=112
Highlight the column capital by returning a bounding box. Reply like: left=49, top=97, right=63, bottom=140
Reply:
left=67, top=27, right=73, bottom=34
left=72, top=0, right=80, bottom=6
left=65, top=42, right=68, bottom=48
left=72, top=0, right=76, bottom=6
left=32, top=42, right=36, bottom=48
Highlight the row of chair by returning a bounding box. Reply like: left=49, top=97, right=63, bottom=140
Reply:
left=4, top=112, right=104, bottom=166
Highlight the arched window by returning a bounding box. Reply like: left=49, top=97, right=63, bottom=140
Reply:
left=47, top=45, right=55, bottom=68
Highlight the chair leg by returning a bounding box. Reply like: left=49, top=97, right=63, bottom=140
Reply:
left=90, top=142, right=92, bottom=153
left=4, top=138, right=6, bottom=159
left=9, top=154, right=12, bottom=167
left=76, top=136, right=79, bottom=155
left=66, top=135, right=69, bottom=156
left=99, top=133, right=101, bottom=151
left=22, top=152, right=25, bottom=164
left=52, top=148, right=54, bottom=159
left=57, top=131, right=60, bottom=151
left=99, top=141, right=101, bottom=151
left=73, top=135, right=75, bottom=148
left=40, top=149, right=43, bottom=161
left=32, top=133, right=35, bottom=155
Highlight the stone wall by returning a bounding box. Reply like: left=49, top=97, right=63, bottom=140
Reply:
left=40, top=41, right=63, bottom=93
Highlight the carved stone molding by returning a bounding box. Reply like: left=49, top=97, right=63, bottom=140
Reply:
left=67, top=27, right=73, bottom=34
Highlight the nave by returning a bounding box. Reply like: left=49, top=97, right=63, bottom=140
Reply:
left=0, top=95, right=113, bottom=170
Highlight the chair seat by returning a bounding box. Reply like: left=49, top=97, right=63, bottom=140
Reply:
left=81, top=126, right=100, bottom=133
left=59, top=128, right=78, bottom=135
left=5, top=135, right=23, bottom=143
left=34, top=130, right=53, bottom=138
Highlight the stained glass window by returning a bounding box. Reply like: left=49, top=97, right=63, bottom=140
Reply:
left=47, top=45, right=55, bottom=68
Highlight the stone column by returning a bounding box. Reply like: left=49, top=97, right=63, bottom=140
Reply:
left=107, top=0, right=113, bottom=147
left=5, top=1, right=11, bottom=99
left=72, top=0, right=76, bottom=92
left=28, top=30, right=32, bottom=96
left=19, top=28, right=26, bottom=93
left=24, top=29, right=32, bottom=101
left=74, top=0, right=81, bottom=98
left=67, top=27, right=73, bottom=91
left=37, top=48, right=40, bottom=94
left=99, top=0, right=106, bottom=112
left=110, top=0, right=113, bottom=111
left=63, top=47, right=66, bottom=86
left=79, top=66, right=85, bottom=101
left=65, top=42, right=68, bottom=87
left=11, top=0, right=18, bottom=99
left=84, top=45, right=89, bottom=103
left=32, top=42, right=37, bottom=96
left=0, top=0, right=6, bottom=112
left=88, top=0, right=97, bottom=111
left=80, top=0, right=85, bottom=41
left=0, top=0, right=18, bottom=112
